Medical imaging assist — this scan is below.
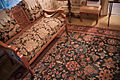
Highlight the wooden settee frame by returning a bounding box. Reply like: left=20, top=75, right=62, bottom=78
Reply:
left=0, top=4, right=68, bottom=77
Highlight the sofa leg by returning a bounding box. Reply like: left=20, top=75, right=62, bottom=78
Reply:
left=20, top=56, right=35, bottom=77
left=27, top=67, right=35, bottom=77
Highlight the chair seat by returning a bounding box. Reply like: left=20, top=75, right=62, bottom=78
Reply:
left=80, top=6, right=101, bottom=14
left=79, top=5, right=101, bottom=24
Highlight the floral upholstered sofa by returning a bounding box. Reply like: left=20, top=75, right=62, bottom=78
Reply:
left=0, top=0, right=67, bottom=66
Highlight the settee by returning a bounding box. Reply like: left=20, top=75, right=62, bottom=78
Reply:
left=0, top=0, right=68, bottom=76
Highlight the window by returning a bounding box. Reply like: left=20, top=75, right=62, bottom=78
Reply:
left=0, top=0, right=21, bottom=9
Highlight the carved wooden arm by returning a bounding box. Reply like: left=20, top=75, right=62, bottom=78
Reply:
left=0, top=41, right=19, bottom=56
left=43, top=9, right=64, bottom=15
left=43, top=9, right=67, bottom=19
left=0, top=41, right=34, bottom=76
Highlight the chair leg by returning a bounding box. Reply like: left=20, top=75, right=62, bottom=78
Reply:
left=99, top=10, right=101, bottom=17
left=79, top=13, right=83, bottom=22
left=96, top=14, right=99, bottom=25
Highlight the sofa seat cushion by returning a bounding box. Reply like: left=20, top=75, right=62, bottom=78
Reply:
left=8, top=17, right=64, bottom=61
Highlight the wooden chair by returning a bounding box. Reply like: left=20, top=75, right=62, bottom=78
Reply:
left=0, top=0, right=68, bottom=78
left=79, top=0, right=101, bottom=24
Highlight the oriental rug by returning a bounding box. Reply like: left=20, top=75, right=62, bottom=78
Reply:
left=23, top=25, right=120, bottom=80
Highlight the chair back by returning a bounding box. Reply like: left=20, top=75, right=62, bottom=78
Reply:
left=11, top=5, right=31, bottom=28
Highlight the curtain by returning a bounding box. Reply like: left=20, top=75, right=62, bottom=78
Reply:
left=0, top=1, right=3, bottom=9
left=0, top=0, right=21, bottom=9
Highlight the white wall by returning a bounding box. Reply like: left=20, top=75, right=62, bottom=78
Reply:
left=37, top=0, right=55, bottom=10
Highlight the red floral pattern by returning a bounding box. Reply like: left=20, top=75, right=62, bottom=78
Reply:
left=83, top=35, right=93, bottom=41
left=66, top=61, right=80, bottom=71
left=21, top=25, right=120, bottom=80
left=99, top=69, right=114, bottom=80
left=84, top=65, right=98, bottom=76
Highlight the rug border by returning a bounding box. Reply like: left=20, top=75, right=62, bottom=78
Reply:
left=69, top=24, right=120, bottom=32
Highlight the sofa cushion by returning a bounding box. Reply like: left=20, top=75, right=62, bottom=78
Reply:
left=19, top=0, right=43, bottom=22
left=0, top=9, right=22, bottom=43
left=8, top=17, right=64, bottom=61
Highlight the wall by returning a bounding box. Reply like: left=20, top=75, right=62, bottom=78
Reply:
left=24, top=0, right=67, bottom=10
left=53, top=0, right=87, bottom=10
left=24, top=0, right=86, bottom=10
left=37, top=0, right=67, bottom=10
left=53, top=0, right=67, bottom=9
left=37, top=0, right=55, bottom=10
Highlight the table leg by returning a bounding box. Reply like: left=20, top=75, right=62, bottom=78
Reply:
left=68, top=13, right=72, bottom=23
left=67, top=0, right=72, bottom=23
left=108, top=2, right=113, bottom=27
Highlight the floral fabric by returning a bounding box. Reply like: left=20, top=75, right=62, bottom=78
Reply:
left=19, top=0, right=43, bottom=22
left=23, top=25, right=120, bottom=80
left=8, top=17, right=64, bottom=62
left=0, top=9, right=22, bottom=43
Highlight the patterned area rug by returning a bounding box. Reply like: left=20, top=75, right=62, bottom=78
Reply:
left=23, top=25, right=120, bottom=80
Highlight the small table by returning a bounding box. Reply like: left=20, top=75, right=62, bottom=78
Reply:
left=108, top=0, right=120, bottom=26
left=79, top=5, right=101, bottom=24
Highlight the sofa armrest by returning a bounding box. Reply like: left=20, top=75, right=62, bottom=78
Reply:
left=43, top=9, right=64, bottom=15
left=0, top=41, right=26, bottom=64
left=43, top=9, right=67, bottom=19
left=0, top=41, right=18, bottom=53
left=0, top=41, right=34, bottom=76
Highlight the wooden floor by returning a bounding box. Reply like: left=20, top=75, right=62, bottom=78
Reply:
left=71, top=15, right=120, bottom=30
left=71, top=2, right=120, bottom=31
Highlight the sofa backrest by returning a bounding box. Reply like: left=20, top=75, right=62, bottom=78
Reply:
left=0, top=9, right=22, bottom=43
left=11, top=5, right=31, bottom=28
left=19, top=0, right=43, bottom=22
